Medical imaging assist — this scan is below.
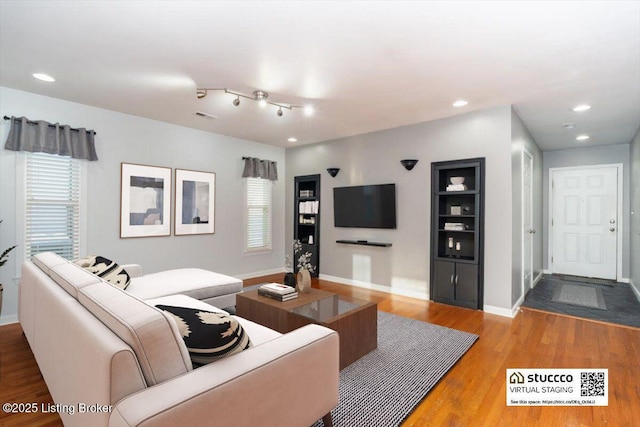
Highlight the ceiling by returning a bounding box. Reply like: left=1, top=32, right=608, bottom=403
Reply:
left=1, top=1, right=639, bottom=150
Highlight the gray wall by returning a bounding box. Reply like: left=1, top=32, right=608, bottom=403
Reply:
left=0, top=87, right=286, bottom=324
left=630, top=127, right=640, bottom=294
left=542, top=144, right=631, bottom=278
left=510, top=109, right=543, bottom=306
left=286, top=106, right=515, bottom=313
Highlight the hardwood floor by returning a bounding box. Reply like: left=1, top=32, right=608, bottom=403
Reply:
left=1, top=275, right=639, bottom=427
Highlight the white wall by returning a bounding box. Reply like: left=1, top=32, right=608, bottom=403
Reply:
left=510, top=109, right=543, bottom=306
left=0, top=87, right=285, bottom=324
left=542, top=144, right=631, bottom=279
left=630, top=127, right=640, bottom=295
left=286, top=106, right=514, bottom=313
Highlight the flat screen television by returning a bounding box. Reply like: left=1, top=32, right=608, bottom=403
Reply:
left=333, top=184, right=396, bottom=229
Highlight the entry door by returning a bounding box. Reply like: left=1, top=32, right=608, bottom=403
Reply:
left=551, top=166, right=618, bottom=279
left=522, top=148, right=534, bottom=293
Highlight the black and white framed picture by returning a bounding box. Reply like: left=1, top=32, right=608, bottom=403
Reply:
left=174, top=169, right=215, bottom=236
left=120, top=163, right=172, bottom=238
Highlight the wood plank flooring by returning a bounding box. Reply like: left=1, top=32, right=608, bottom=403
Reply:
left=1, top=275, right=638, bottom=427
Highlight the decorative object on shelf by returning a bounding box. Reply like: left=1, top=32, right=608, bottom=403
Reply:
left=120, top=163, right=172, bottom=238
left=450, top=176, right=465, bottom=185
left=196, top=88, right=314, bottom=117
left=450, top=204, right=462, bottom=215
left=283, top=272, right=297, bottom=288
left=175, top=169, right=215, bottom=236
left=0, top=219, right=17, bottom=318
left=400, top=159, right=419, bottom=171
left=326, top=168, right=340, bottom=177
left=293, top=239, right=316, bottom=293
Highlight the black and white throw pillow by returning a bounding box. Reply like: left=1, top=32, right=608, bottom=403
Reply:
left=155, top=305, right=252, bottom=367
left=74, top=255, right=131, bottom=290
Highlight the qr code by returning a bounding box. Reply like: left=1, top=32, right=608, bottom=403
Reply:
left=581, top=372, right=605, bottom=397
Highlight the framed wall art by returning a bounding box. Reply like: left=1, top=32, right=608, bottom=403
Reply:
left=174, top=168, right=215, bottom=235
left=120, top=163, right=172, bottom=238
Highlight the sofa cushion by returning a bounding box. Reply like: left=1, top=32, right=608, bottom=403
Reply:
left=74, top=255, right=131, bottom=290
left=126, top=268, right=241, bottom=301
left=78, top=282, right=193, bottom=386
left=155, top=304, right=252, bottom=367
left=32, top=252, right=69, bottom=275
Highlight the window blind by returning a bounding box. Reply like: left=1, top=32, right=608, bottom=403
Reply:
left=24, top=152, right=81, bottom=260
left=246, top=177, right=272, bottom=251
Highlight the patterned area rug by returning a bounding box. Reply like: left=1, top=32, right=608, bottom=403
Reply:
left=552, top=284, right=607, bottom=310
left=312, top=310, right=478, bottom=427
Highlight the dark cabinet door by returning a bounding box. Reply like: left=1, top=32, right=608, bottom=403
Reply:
left=433, top=260, right=455, bottom=303
left=455, top=263, right=479, bottom=309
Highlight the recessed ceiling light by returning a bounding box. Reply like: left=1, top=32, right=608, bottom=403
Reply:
left=453, top=100, right=468, bottom=107
left=288, top=137, right=298, bottom=143
left=32, top=73, right=55, bottom=82
left=576, top=135, right=590, bottom=141
left=303, top=106, right=314, bottom=116
left=195, top=111, right=217, bottom=119
left=572, top=104, right=591, bottom=112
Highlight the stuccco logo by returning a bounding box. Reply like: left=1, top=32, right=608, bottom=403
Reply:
left=509, top=372, right=574, bottom=384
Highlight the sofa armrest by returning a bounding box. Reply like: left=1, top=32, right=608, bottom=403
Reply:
left=121, top=264, right=143, bottom=278
left=109, top=324, right=339, bottom=427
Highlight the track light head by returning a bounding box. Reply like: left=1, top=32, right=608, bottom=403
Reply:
left=196, top=89, right=207, bottom=99
left=277, top=107, right=283, bottom=117
left=233, top=96, right=240, bottom=107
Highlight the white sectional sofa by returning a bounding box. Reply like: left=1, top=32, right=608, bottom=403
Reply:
left=19, top=252, right=339, bottom=427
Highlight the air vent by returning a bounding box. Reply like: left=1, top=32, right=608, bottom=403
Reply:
left=195, top=111, right=218, bottom=119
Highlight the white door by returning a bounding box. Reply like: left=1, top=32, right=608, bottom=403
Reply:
left=551, top=166, right=618, bottom=279
left=522, top=148, right=534, bottom=294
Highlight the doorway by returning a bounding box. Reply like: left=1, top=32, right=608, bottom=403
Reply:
left=549, top=165, right=621, bottom=281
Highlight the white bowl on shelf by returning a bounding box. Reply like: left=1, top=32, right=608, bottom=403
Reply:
left=450, top=177, right=465, bottom=185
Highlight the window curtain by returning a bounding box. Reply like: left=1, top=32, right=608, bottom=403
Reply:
left=4, top=116, right=98, bottom=161
left=242, top=157, right=278, bottom=181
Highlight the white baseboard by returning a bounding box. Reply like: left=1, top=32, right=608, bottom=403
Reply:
left=484, top=304, right=516, bottom=318
left=618, top=277, right=630, bottom=284
left=532, top=272, right=543, bottom=287
left=630, top=279, right=640, bottom=302
left=235, top=268, right=285, bottom=281
left=319, top=274, right=429, bottom=301
left=0, top=314, right=18, bottom=326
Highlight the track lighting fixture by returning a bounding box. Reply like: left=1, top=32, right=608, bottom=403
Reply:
left=196, top=88, right=312, bottom=118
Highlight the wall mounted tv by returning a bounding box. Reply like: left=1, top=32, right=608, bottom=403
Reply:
left=333, top=184, right=396, bottom=229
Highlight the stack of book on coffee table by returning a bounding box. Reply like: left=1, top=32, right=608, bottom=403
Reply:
left=258, top=283, right=298, bottom=301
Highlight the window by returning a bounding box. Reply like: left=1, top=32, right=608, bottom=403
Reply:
left=21, top=152, right=85, bottom=261
left=245, top=177, right=272, bottom=252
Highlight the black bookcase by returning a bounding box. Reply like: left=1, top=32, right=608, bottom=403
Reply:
left=430, top=158, right=484, bottom=309
left=294, top=174, right=320, bottom=277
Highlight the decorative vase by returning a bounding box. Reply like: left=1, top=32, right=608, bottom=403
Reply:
left=296, top=268, right=311, bottom=293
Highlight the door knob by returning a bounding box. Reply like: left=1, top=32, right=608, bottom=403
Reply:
left=610, top=228, right=616, bottom=232
left=610, top=219, right=616, bottom=224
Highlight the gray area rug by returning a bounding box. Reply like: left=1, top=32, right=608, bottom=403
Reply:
left=312, top=310, right=478, bottom=427
left=552, top=284, right=607, bottom=310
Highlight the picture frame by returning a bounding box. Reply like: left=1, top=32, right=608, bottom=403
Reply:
left=174, top=169, right=215, bottom=235
left=120, top=163, right=172, bottom=238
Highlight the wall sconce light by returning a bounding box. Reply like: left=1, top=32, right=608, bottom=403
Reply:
left=327, top=168, right=340, bottom=177
left=400, top=159, right=419, bottom=171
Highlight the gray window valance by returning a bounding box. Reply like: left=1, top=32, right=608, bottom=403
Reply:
left=4, top=116, right=98, bottom=161
left=242, top=157, right=278, bottom=181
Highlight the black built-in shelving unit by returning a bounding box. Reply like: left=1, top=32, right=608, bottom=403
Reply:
left=294, top=174, right=320, bottom=277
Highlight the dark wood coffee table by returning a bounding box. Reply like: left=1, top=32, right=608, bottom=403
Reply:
left=236, top=287, right=377, bottom=369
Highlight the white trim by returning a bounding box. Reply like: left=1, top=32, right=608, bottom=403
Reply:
left=532, top=271, right=544, bottom=288
left=521, top=146, right=534, bottom=299
left=484, top=304, right=516, bottom=318
left=543, top=269, right=553, bottom=275
left=234, top=267, right=285, bottom=280
left=630, top=280, right=640, bottom=302
left=548, top=163, right=623, bottom=281
left=0, top=314, right=19, bottom=326
left=319, top=274, right=429, bottom=301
